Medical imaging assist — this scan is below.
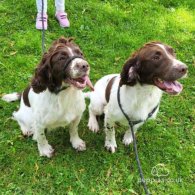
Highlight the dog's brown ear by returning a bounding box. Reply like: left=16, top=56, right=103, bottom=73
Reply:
left=31, top=54, right=52, bottom=93
left=120, top=56, right=139, bottom=87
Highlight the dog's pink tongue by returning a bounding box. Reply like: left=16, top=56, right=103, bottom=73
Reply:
left=164, top=81, right=182, bottom=93
left=85, top=76, right=94, bottom=91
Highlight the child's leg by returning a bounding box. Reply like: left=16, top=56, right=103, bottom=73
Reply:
left=55, top=0, right=65, bottom=12
left=55, top=0, right=70, bottom=27
left=36, top=0, right=47, bottom=14
left=36, top=0, right=48, bottom=29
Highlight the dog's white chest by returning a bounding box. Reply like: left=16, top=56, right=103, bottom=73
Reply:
left=30, top=88, right=86, bottom=128
left=51, top=90, right=85, bottom=126
left=107, top=84, right=162, bottom=123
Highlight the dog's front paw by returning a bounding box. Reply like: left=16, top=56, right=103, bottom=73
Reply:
left=71, top=138, right=86, bottom=151
left=38, top=143, right=54, bottom=158
left=88, top=117, right=99, bottom=133
left=123, top=134, right=133, bottom=146
left=105, top=141, right=117, bottom=153
left=22, top=129, right=34, bottom=137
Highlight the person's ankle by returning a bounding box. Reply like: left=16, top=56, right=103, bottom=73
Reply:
left=37, top=12, right=47, bottom=16
left=56, top=10, right=66, bottom=15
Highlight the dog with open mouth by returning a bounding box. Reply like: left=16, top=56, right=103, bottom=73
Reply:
left=2, top=37, right=94, bottom=157
left=85, top=41, right=188, bottom=153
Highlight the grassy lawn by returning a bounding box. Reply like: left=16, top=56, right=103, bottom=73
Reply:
left=0, top=0, right=195, bottom=194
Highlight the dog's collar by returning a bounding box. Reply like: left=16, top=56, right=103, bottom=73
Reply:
left=117, top=82, right=159, bottom=126
left=54, top=85, right=69, bottom=94
left=63, top=55, right=84, bottom=70
left=131, top=104, right=159, bottom=126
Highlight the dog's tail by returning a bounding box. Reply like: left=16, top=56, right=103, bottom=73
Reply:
left=2, top=92, right=21, bottom=102
left=83, top=92, right=91, bottom=99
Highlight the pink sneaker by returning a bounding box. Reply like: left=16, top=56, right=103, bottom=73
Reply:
left=55, top=12, right=70, bottom=27
left=36, top=13, right=48, bottom=30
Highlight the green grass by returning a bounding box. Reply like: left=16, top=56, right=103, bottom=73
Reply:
left=0, top=0, right=195, bottom=194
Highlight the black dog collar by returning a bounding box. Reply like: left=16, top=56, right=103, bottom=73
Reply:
left=63, top=55, right=84, bottom=70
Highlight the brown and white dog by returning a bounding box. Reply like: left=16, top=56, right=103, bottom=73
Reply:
left=85, top=41, right=187, bottom=153
left=2, top=37, right=94, bottom=157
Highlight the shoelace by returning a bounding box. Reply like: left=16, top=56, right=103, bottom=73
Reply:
left=59, top=15, right=67, bottom=19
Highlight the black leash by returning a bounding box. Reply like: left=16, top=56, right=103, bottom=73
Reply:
left=131, top=104, right=159, bottom=126
left=117, top=83, right=158, bottom=195
left=41, top=0, right=45, bottom=53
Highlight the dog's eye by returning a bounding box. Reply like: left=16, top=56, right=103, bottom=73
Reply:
left=58, top=56, right=66, bottom=61
left=74, top=49, right=83, bottom=56
left=152, top=51, right=161, bottom=61
left=166, top=46, right=176, bottom=56
left=59, top=57, right=65, bottom=61
left=169, top=48, right=176, bottom=56
left=167, top=47, right=174, bottom=54
left=153, top=55, right=160, bottom=60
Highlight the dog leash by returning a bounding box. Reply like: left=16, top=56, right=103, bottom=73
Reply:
left=130, top=104, right=159, bottom=126
left=117, top=83, right=159, bottom=195
left=41, top=0, right=45, bottom=53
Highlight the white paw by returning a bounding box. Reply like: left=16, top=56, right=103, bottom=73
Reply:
left=38, top=143, right=54, bottom=158
left=71, top=138, right=86, bottom=151
left=22, top=129, right=34, bottom=137
left=2, top=92, right=19, bottom=102
left=105, top=140, right=117, bottom=153
left=123, top=135, right=133, bottom=146
left=88, top=117, right=99, bottom=133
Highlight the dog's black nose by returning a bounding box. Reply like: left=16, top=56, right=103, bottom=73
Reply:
left=78, top=62, right=89, bottom=71
left=178, top=64, right=188, bottom=74
left=82, top=63, right=89, bottom=69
